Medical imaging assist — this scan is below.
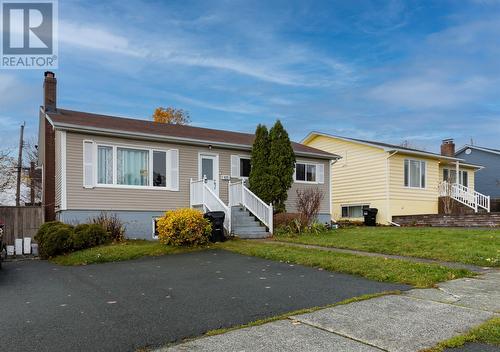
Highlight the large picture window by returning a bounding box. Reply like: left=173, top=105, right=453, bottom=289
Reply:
left=117, top=148, right=150, bottom=186
left=404, top=159, right=426, bottom=189
left=97, top=146, right=113, bottom=184
left=87, top=142, right=178, bottom=191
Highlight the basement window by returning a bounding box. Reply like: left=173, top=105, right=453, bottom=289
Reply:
left=341, top=205, right=369, bottom=218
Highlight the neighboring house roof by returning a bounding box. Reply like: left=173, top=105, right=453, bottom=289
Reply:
left=456, top=144, right=500, bottom=156
left=302, top=131, right=467, bottom=162
left=45, top=108, right=339, bottom=160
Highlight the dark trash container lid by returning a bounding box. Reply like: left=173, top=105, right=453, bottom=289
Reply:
left=204, top=211, right=226, bottom=219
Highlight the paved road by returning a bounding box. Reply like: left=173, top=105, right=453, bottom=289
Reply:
left=0, top=250, right=409, bottom=352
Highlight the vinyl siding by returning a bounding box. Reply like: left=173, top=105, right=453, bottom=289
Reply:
left=64, top=132, right=330, bottom=213
left=285, top=159, right=331, bottom=214
left=456, top=148, right=497, bottom=197
left=304, top=135, right=388, bottom=222
left=389, top=154, right=440, bottom=217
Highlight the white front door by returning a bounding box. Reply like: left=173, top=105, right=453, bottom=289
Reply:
left=199, top=154, right=219, bottom=196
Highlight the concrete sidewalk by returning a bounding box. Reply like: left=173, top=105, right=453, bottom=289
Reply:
left=160, top=271, right=500, bottom=352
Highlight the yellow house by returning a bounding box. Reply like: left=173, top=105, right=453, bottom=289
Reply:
left=302, top=133, right=487, bottom=224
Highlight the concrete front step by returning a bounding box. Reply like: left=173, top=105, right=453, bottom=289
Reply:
left=234, top=232, right=271, bottom=239
left=231, top=206, right=269, bottom=238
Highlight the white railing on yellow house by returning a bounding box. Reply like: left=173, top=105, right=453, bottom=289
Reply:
left=439, top=181, right=490, bottom=212
left=229, top=180, right=273, bottom=234
left=190, top=178, right=231, bottom=233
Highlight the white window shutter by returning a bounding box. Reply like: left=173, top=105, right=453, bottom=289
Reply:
left=167, top=149, right=179, bottom=191
left=231, top=155, right=240, bottom=178
left=83, top=141, right=94, bottom=188
left=317, top=163, right=324, bottom=184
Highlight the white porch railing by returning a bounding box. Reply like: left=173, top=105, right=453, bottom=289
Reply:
left=439, top=181, right=490, bottom=212
left=190, top=179, right=231, bottom=233
left=229, top=180, right=273, bottom=234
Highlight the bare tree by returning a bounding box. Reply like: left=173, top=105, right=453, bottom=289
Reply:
left=0, top=149, right=15, bottom=194
left=296, top=188, right=324, bottom=226
left=22, top=137, right=42, bottom=204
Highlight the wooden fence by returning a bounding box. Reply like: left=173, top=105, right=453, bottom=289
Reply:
left=0, top=206, right=43, bottom=245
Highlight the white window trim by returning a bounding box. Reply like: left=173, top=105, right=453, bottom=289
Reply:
left=231, top=154, right=251, bottom=179
left=152, top=217, right=161, bottom=240
left=90, top=142, right=178, bottom=191
left=404, top=159, right=427, bottom=190
left=294, top=161, right=320, bottom=184
left=83, top=139, right=95, bottom=189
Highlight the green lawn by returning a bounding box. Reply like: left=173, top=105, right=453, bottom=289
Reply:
left=216, top=240, right=474, bottom=287
left=274, top=227, right=500, bottom=267
left=425, top=317, right=500, bottom=351
left=51, top=240, right=202, bottom=265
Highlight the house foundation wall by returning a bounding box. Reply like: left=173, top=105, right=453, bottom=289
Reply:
left=57, top=210, right=165, bottom=240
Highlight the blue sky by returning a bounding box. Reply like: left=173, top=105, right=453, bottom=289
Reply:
left=1, top=0, right=500, bottom=153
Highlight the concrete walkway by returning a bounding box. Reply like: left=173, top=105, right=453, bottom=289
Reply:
left=262, top=240, right=492, bottom=273
left=160, top=271, right=500, bottom=352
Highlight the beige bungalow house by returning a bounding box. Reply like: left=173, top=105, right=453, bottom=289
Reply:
left=38, top=72, right=339, bottom=239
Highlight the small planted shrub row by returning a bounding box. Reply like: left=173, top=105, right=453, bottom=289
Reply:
left=274, top=187, right=328, bottom=236
left=157, top=208, right=212, bottom=247
left=35, top=221, right=111, bottom=259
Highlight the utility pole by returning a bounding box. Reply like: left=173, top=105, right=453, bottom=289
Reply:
left=16, top=122, right=25, bottom=206
left=30, top=161, right=35, bottom=205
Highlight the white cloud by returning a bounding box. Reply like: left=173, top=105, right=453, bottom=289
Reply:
left=59, top=21, right=146, bottom=57
left=170, top=93, right=262, bottom=115
left=58, top=18, right=356, bottom=87
left=368, top=76, right=491, bottom=108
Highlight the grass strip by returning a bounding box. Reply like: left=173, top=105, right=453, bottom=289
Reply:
left=216, top=240, right=474, bottom=287
left=51, top=240, right=202, bottom=265
left=423, top=317, right=500, bottom=351
left=274, top=227, right=500, bottom=267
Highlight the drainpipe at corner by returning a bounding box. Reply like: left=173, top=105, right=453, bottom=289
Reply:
left=386, top=151, right=399, bottom=225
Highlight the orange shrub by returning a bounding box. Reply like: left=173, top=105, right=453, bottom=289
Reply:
left=157, top=208, right=212, bottom=246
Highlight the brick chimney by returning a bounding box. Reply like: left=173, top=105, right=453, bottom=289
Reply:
left=42, top=72, right=56, bottom=221
left=43, top=71, right=57, bottom=112
left=441, top=138, right=455, bottom=157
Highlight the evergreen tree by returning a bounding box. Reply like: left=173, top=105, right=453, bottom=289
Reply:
left=249, top=124, right=271, bottom=203
left=268, top=120, right=296, bottom=213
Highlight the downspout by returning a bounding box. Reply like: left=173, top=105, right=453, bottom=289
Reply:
left=330, top=159, right=339, bottom=224
left=386, top=151, right=398, bottom=226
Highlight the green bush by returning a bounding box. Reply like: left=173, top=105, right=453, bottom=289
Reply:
left=35, top=221, right=74, bottom=259
left=157, top=208, right=211, bottom=247
left=35, top=221, right=110, bottom=259
left=73, top=224, right=110, bottom=250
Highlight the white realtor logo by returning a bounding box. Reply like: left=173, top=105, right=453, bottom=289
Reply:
left=8, top=7, right=48, bottom=49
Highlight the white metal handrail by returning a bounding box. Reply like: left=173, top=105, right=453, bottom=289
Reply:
left=439, top=181, right=490, bottom=212
left=190, top=179, right=231, bottom=233
left=229, top=180, right=273, bottom=234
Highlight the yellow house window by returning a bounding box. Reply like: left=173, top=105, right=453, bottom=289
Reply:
left=404, top=159, right=426, bottom=189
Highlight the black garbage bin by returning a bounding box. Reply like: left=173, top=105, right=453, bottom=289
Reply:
left=363, top=208, right=378, bottom=226
left=204, top=211, right=226, bottom=242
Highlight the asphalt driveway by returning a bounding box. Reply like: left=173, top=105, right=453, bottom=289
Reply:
left=0, top=250, right=409, bottom=352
